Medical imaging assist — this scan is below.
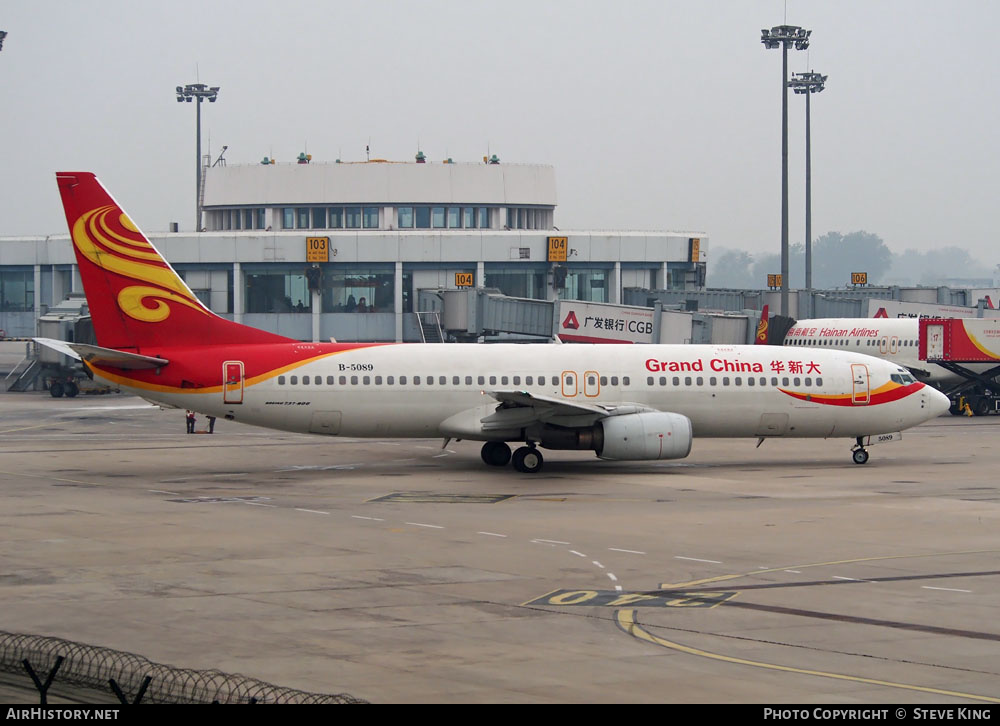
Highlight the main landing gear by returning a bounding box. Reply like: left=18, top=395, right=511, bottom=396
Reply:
left=851, top=437, right=870, bottom=465
left=480, top=441, right=544, bottom=473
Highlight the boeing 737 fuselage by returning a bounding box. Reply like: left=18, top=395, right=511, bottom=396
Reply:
left=38, top=173, right=950, bottom=472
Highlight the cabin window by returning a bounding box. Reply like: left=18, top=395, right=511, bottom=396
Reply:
left=696, top=377, right=704, bottom=386
left=734, top=377, right=742, bottom=386
left=327, top=376, right=335, bottom=385
left=455, top=376, right=462, bottom=385
left=659, top=376, right=667, bottom=386
left=647, top=377, right=654, bottom=386
left=439, top=376, right=446, bottom=385
left=375, top=376, right=383, bottom=385
left=399, top=376, right=407, bottom=385
left=302, top=376, right=310, bottom=385
left=526, top=376, right=534, bottom=385
left=771, top=377, right=778, bottom=386
left=709, top=377, right=717, bottom=386
left=290, top=375, right=298, bottom=384
left=552, top=376, right=559, bottom=386
left=623, top=377, right=630, bottom=385
left=513, top=376, right=521, bottom=385
left=610, top=376, right=619, bottom=386
left=490, top=376, right=497, bottom=385
left=684, top=376, right=692, bottom=386
left=351, top=376, right=358, bottom=385
left=804, top=378, right=811, bottom=387
left=339, top=376, right=347, bottom=385
left=723, top=377, right=730, bottom=386
left=747, top=377, right=755, bottom=386
left=793, top=377, right=801, bottom=386
left=363, top=376, right=371, bottom=385
left=278, top=376, right=286, bottom=385
left=414, top=376, right=421, bottom=385
left=478, top=376, right=485, bottom=385
left=315, top=376, right=321, bottom=385
left=426, top=376, right=433, bottom=385
left=759, top=377, right=766, bottom=386
left=387, top=376, right=395, bottom=385
left=673, top=377, right=680, bottom=386
left=782, top=377, right=789, bottom=386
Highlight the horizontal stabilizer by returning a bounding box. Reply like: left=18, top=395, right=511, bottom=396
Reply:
left=34, top=338, right=169, bottom=369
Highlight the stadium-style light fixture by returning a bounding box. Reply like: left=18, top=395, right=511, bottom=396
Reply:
left=789, top=71, right=827, bottom=314
left=176, top=84, right=221, bottom=230
left=761, top=25, right=810, bottom=317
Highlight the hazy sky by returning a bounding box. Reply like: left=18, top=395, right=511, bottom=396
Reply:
left=1, top=0, right=998, bottom=262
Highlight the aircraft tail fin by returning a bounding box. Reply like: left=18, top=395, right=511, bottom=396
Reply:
left=55, top=172, right=293, bottom=352
left=754, top=305, right=770, bottom=344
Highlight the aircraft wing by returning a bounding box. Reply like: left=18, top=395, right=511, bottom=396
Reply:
left=481, top=389, right=654, bottom=429
left=34, top=338, right=169, bottom=370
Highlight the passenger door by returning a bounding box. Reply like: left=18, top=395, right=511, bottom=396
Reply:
left=223, top=361, right=245, bottom=404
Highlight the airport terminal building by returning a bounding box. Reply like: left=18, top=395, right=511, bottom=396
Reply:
left=0, top=158, right=708, bottom=342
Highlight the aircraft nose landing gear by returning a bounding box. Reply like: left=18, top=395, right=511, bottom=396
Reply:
left=851, top=437, right=870, bottom=465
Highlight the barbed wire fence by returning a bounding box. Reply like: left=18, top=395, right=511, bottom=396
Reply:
left=0, top=631, right=367, bottom=704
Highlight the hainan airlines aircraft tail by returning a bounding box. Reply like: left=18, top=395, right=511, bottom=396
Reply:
left=39, top=172, right=950, bottom=472
left=754, top=305, right=769, bottom=344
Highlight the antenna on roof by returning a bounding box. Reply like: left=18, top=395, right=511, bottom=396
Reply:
left=366, top=138, right=370, bottom=162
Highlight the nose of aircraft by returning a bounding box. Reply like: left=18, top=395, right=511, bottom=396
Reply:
left=926, top=386, right=951, bottom=419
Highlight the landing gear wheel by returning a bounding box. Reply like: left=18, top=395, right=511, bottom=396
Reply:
left=975, top=398, right=991, bottom=417
left=512, top=446, right=544, bottom=474
left=64, top=381, right=79, bottom=398
left=49, top=382, right=64, bottom=398
left=481, top=441, right=512, bottom=467
left=852, top=448, right=869, bottom=465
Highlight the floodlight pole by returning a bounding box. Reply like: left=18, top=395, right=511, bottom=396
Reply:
left=790, top=71, right=827, bottom=317
left=176, top=83, right=220, bottom=231
left=761, top=25, right=810, bottom=317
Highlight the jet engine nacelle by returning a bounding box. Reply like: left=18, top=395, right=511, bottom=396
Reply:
left=596, top=412, right=693, bottom=461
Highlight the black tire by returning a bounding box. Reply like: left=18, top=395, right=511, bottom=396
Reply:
left=481, top=441, right=512, bottom=467
left=949, top=402, right=963, bottom=416
left=975, top=398, right=991, bottom=417
left=852, top=448, right=869, bottom=465
left=512, top=446, right=544, bottom=474
left=64, top=381, right=79, bottom=398
left=49, top=382, right=64, bottom=398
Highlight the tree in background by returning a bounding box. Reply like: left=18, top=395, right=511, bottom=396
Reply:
left=812, top=231, right=893, bottom=288
left=706, top=248, right=756, bottom=288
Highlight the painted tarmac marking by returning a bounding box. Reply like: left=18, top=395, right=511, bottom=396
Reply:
left=295, top=508, right=330, bottom=515
left=406, top=522, right=444, bottom=529
left=532, top=539, right=570, bottom=545
left=675, top=556, right=722, bottom=564
left=923, top=586, right=972, bottom=593
left=609, top=548, right=646, bottom=555
left=477, top=531, right=507, bottom=538
left=352, top=515, right=384, bottom=522
left=616, top=609, right=1000, bottom=703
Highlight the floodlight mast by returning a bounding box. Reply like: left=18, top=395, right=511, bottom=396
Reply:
left=790, top=71, right=827, bottom=316
left=175, top=83, right=220, bottom=231
left=761, top=25, right=810, bottom=317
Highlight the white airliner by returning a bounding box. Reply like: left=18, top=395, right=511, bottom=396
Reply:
left=37, top=172, right=950, bottom=472
left=782, top=316, right=999, bottom=392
